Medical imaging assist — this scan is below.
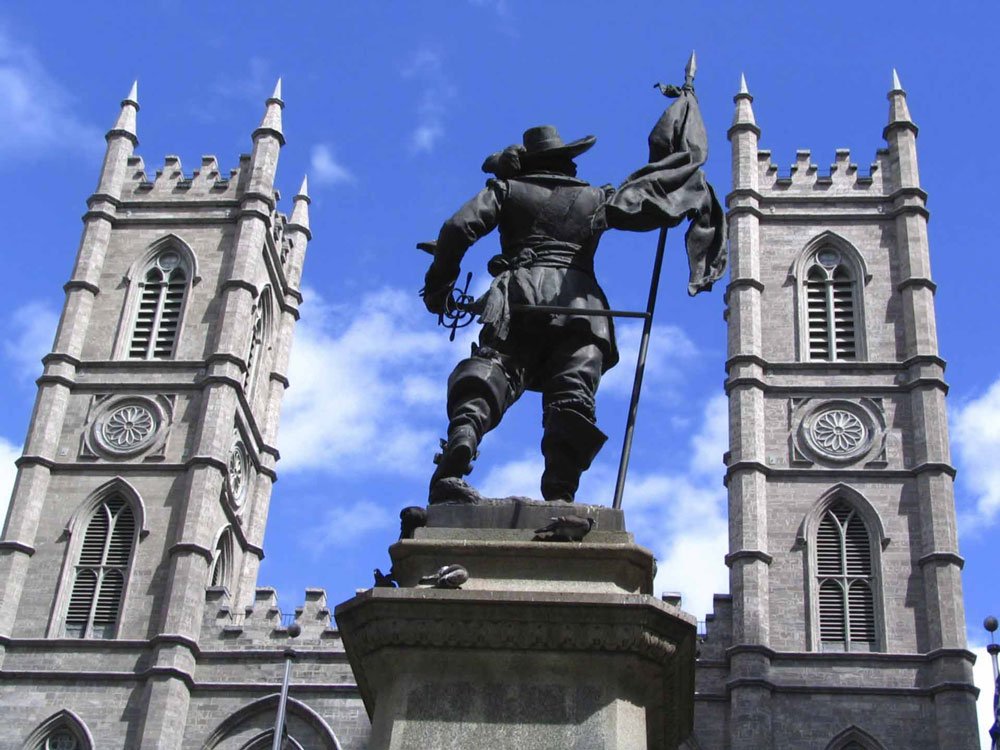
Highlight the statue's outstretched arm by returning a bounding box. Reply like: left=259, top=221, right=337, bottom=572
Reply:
left=422, top=180, right=506, bottom=314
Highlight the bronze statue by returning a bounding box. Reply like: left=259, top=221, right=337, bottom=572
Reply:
left=421, top=65, right=725, bottom=506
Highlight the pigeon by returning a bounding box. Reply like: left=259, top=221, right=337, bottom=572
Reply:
left=418, top=564, right=469, bottom=589
left=373, top=568, right=397, bottom=588
left=533, top=515, right=596, bottom=542
left=399, top=506, right=428, bottom=540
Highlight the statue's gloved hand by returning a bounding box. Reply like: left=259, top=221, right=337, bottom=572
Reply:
left=422, top=262, right=457, bottom=315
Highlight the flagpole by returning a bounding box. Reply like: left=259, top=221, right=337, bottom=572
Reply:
left=612, top=51, right=696, bottom=511
left=612, top=224, right=667, bottom=510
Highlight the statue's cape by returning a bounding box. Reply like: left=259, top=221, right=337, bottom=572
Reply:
left=605, top=89, right=727, bottom=296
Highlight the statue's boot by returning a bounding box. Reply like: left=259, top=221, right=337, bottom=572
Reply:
left=428, top=395, right=493, bottom=502
left=540, top=408, right=608, bottom=502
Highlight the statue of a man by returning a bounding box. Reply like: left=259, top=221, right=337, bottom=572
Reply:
left=422, top=126, right=617, bottom=504
left=422, top=87, right=726, bottom=505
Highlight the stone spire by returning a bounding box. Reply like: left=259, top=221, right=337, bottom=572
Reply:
left=254, top=77, right=285, bottom=145
left=731, top=72, right=758, bottom=131
left=885, top=68, right=915, bottom=135
left=107, top=80, right=139, bottom=145
left=288, top=175, right=311, bottom=237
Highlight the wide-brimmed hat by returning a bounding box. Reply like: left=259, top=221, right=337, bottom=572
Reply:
left=520, top=125, right=596, bottom=161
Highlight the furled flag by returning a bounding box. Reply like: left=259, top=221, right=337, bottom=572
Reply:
left=606, top=76, right=727, bottom=296
left=990, top=670, right=999, bottom=750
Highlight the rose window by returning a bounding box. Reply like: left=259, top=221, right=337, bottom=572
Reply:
left=810, top=409, right=865, bottom=455
left=101, top=404, right=155, bottom=450
left=227, top=439, right=249, bottom=506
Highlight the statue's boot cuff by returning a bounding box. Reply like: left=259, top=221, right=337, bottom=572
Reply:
left=540, top=408, right=608, bottom=502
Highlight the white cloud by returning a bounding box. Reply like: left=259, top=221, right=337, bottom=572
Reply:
left=2, top=300, right=58, bottom=381
left=971, top=644, right=998, bottom=749
left=304, top=499, right=396, bottom=557
left=309, top=143, right=354, bottom=186
left=0, top=436, right=19, bottom=529
left=953, top=377, right=1000, bottom=529
left=599, top=320, right=701, bottom=402
left=212, top=56, right=275, bottom=103
left=0, top=28, right=102, bottom=158
left=279, top=286, right=473, bottom=476
left=401, top=49, right=455, bottom=155
left=475, top=394, right=730, bottom=620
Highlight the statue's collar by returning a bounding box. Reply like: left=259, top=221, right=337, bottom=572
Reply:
left=514, top=172, right=590, bottom=187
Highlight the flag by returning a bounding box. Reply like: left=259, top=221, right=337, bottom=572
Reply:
left=990, top=670, right=999, bottom=750
left=606, top=87, right=727, bottom=296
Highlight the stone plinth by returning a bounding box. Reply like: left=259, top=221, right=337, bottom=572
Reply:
left=335, top=507, right=696, bottom=749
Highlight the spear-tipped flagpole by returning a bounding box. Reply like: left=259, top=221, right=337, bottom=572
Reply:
left=612, top=51, right=697, bottom=511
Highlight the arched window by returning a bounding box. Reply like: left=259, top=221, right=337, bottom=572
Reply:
left=805, top=249, right=857, bottom=361
left=64, top=494, right=135, bottom=638
left=816, top=500, right=877, bottom=651
left=21, top=710, right=94, bottom=750
left=41, top=731, right=81, bottom=750
left=209, top=527, right=235, bottom=590
left=794, top=235, right=868, bottom=363
left=244, top=287, right=274, bottom=398
left=128, top=249, right=189, bottom=359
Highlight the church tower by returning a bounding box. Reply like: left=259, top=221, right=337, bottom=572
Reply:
left=0, top=82, right=311, bottom=748
left=689, top=73, right=979, bottom=749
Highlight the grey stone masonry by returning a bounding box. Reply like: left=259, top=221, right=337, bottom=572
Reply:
left=0, top=82, right=376, bottom=750
left=689, top=72, right=979, bottom=750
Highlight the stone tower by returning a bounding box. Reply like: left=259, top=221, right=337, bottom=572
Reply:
left=687, top=73, right=979, bottom=749
left=0, top=82, right=317, bottom=748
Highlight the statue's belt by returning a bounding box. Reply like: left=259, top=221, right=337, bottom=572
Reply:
left=478, top=245, right=597, bottom=341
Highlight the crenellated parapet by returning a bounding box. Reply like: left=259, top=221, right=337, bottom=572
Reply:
left=202, top=586, right=343, bottom=650
left=121, top=153, right=253, bottom=203
left=752, top=146, right=888, bottom=196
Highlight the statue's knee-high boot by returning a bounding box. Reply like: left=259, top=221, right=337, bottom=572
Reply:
left=540, top=408, right=608, bottom=502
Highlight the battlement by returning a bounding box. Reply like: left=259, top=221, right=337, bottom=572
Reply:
left=201, top=586, right=344, bottom=651
left=755, top=147, right=891, bottom=195
left=121, top=153, right=259, bottom=203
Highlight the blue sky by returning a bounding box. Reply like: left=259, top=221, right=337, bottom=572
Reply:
left=0, top=1, right=998, bottom=744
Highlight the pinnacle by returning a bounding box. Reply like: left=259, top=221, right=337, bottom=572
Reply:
left=891, top=68, right=903, bottom=92
left=108, top=80, right=139, bottom=142
left=254, top=79, right=285, bottom=144
left=295, top=174, right=309, bottom=200
left=731, top=72, right=757, bottom=131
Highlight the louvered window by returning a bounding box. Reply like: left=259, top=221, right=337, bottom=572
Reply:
left=209, top=528, right=233, bottom=589
left=804, top=249, right=858, bottom=362
left=816, top=500, right=876, bottom=651
left=44, top=730, right=80, bottom=750
left=65, top=495, right=135, bottom=639
left=128, top=250, right=188, bottom=360
left=244, top=289, right=273, bottom=397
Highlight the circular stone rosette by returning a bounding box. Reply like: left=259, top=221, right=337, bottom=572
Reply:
left=226, top=434, right=249, bottom=508
left=94, top=400, right=160, bottom=456
left=802, top=402, right=874, bottom=463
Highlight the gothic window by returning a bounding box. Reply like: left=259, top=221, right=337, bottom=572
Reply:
left=815, top=500, right=877, bottom=651
left=244, top=288, right=274, bottom=399
left=209, top=527, right=234, bottom=590
left=22, top=711, right=93, bottom=750
left=128, top=249, right=189, bottom=360
left=64, top=494, right=135, bottom=638
left=805, top=248, right=858, bottom=361
left=42, top=731, right=81, bottom=750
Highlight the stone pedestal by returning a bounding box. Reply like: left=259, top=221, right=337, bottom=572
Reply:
left=334, top=500, right=696, bottom=749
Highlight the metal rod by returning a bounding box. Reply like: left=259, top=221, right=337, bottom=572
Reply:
left=613, top=225, right=668, bottom=510
left=272, top=648, right=296, bottom=750
left=509, top=305, right=650, bottom=319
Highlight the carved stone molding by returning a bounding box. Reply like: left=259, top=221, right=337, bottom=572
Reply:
left=349, top=615, right=678, bottom=664
left=80, top=394, right=174, bottom=461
